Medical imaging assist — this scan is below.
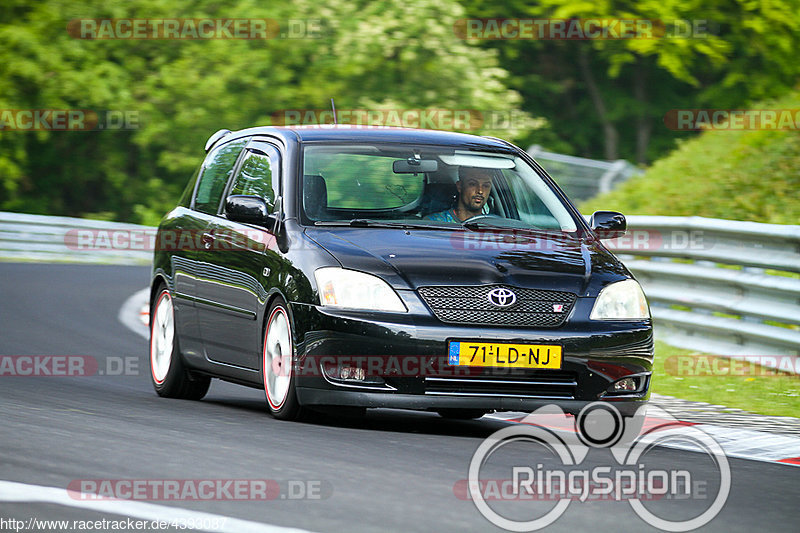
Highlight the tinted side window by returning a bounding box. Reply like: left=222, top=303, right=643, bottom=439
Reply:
left=229, top=146, right=280, bottom=212
left=178, top=164, right=202, bottom=207
left=194, top=139, right=248, bottom=214
left=502, top=169, right=562, bottom=230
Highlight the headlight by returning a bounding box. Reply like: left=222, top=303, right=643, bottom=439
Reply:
left=590, top=279, right=650, bottom=320
left=314, top=267, right=407, bottom=312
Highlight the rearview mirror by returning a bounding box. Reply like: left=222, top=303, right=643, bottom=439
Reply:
left=225, top=195, right=276, bottom=227
left=393, top=158, right=438, bottom=173
left=589, top=210, right=626, bottom=239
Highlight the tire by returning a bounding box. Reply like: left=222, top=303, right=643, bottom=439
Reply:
left=436, top=409, right=488, bottom=420
left=262, top=298, right=305, bottom=420
left=150, top=286, right=210, bottom=400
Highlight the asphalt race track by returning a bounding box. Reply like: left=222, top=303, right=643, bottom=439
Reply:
left=1, top=263, right=798, bottom=532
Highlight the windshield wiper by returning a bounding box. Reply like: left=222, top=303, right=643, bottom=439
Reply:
left=462, top=219, right=578, bottom=240
left=461, top=219, right=527, bottom=232
left=315, top=219, right=440, bottom=230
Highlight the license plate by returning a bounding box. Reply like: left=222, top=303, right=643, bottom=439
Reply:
left=448, top=341, right=562, bottom=369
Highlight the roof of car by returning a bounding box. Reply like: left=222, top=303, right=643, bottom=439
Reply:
left=213, top=125, right=519, bottom=151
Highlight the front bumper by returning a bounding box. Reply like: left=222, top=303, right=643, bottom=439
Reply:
left=290, top=298, right=653, bottom=416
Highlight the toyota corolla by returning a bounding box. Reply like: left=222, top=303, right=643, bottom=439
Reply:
left=149, top=125, right=653, bottom=421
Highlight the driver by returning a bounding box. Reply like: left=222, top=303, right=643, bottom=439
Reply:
left=425, top=167, right=492, bottom=223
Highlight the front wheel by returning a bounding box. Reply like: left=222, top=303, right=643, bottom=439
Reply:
left=262, top=298, right=304, bottom=420
left=150, top=287, right=210, bottom=400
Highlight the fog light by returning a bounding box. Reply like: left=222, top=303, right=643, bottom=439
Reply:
left=339, top=366, right=366, bottom=381
left=610, top=377, right=638, bottom=392
left=321, top=361, right=386, bottom=386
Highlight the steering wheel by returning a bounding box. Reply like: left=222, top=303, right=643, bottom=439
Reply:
left=462, top=214, right=502, bottom=224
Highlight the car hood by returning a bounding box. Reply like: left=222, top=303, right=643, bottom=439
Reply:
left=304, top=227, right=629, bottom=295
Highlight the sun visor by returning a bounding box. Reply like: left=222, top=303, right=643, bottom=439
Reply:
left=438, top=152, right=516, bottom=169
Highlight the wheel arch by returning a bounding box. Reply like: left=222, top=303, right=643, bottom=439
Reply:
left=149, top=273, right=170, bottom=324
left=261, top=288, right=294, bottom=336
left=260, top=289, right=300, bottom=390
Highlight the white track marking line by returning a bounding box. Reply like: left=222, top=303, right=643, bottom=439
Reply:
left=0, top=480, right=317, bottom=533
left=118, top=287, right=150, bottom=339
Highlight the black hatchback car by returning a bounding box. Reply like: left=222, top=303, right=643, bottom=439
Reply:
left=150, top=125, right=653, bottom=421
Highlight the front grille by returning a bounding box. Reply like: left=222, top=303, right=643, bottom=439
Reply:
left=418, top=285, right=576, bottom=327
left=424, top=372, right=577, bottom=398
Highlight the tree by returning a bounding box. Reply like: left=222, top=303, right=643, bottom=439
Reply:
left=458, top=0, right=800, bottom=163
left=0, top=0, right=540, bottom=223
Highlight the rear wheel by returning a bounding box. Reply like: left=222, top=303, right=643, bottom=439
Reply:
left=262, top=298, right=304, bottom=420
left=436, top=409, right=488, bottom=420
left=150, top=286, right=210, bottom=400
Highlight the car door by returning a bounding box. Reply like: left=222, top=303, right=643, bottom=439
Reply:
left=176, top=137, right=247, bottom=359
left=161, top=138, right=245, bottom=359
left=197, top=140, right=283, bottom=369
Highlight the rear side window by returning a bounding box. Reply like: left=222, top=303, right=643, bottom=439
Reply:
left=194, top=139, right=248, bottom=214
left=228, top=145, right=280, bottom=212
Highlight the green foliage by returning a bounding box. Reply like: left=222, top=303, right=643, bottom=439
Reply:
left=0, top=0, right=535, bottom=223
left=581, top=90, right=800, bottom=224
left=458, top=0, right=800, bottom=162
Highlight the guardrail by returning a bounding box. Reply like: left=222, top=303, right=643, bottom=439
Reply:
left=2, top=211, right=798, bottom=362
left=528, top=145, right=642, bottom=201
left=0, top=211, right=152, bottom=265
left=607, top=215, right=800, bottom=361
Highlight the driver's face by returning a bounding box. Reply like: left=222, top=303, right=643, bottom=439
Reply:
left=457, top=170, right=492, bottom=214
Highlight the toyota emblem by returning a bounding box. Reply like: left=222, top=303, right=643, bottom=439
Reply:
left=487, top=287, right=517, bottom=307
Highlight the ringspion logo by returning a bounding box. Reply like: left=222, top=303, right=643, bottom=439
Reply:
left=464, top=404, right=730, bottom=531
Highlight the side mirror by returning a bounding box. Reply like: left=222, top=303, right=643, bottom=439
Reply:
left=589, top=210, right=626, bottom=239
left=225, top=195, right=276, bottom=227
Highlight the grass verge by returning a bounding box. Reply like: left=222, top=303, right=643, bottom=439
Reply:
left=651, top=341, right=800, bottom=418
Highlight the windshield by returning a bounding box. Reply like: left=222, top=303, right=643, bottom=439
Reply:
left=301, top=144, right=579, bottom=232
